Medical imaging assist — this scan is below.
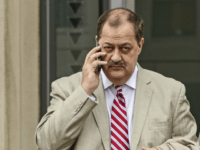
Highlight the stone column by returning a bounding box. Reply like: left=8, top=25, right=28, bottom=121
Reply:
left=0, top=0, right=7, bottom=149
left=0, top=0, right=40, bottom=149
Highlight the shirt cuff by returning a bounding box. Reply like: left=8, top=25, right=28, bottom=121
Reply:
left=88, top=94, right=96, bottom=102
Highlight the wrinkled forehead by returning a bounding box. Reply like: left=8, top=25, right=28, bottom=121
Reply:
left=100, top=23, right=136, bottom=44
left=101, top=20, right=135, bottom=36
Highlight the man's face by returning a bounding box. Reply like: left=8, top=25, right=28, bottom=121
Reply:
left=98, top=21, right=144, bottom=84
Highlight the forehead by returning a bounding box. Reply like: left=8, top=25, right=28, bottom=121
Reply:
left=101, top=21, right=135, bottom=41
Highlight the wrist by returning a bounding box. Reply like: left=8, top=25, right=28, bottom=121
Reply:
left=81, top=83, right=93, bottom=95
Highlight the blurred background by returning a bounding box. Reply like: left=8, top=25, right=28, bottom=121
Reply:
left=0, top=0, right=199, bottom=149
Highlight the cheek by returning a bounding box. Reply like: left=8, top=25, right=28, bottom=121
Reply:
left=122, top=53, right=137, bottom=66
left=122, top=54, right=132, bottom=63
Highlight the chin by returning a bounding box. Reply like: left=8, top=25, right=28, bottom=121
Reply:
left=108, top=70, right=125, bottom=79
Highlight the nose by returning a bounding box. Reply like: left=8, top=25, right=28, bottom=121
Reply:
left=111, top=48, right=121, bottom=62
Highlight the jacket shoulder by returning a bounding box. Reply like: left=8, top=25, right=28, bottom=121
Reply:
left=142, top=68, right=183, bottom=92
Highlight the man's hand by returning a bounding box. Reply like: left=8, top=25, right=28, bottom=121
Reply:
left=142, top=147, right=158, bottom=150
left=82, top=46, right=107, bottom=95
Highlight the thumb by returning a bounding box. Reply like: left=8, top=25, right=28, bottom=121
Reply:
left=142, top=147, right=147, bottom=150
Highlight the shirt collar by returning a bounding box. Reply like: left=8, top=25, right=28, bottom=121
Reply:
left=100, top=69, right=113, bottom=90
left=100, top=64, right=138, bottom=90
left=125, top=65, right=138, bottom=89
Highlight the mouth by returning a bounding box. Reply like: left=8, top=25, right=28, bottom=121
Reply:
left=109, top=65, right=124, bottom=69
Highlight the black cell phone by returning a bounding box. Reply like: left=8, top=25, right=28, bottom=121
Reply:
left=96, top=40, right=102, bottom=72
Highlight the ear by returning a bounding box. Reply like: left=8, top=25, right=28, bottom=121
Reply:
left=95, top=35, right=98, bottom=41
left=138, top=37, right=144, bottom=54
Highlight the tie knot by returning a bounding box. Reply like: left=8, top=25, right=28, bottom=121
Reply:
left=114, top=85, right=125, bottom=104
left=117, top=88, right=122, bottom=93
left=117, top=91, right=125, bottom=104
left=115, top=85, right=122, bottom=92
left=115, top=85, right=120, bottom=89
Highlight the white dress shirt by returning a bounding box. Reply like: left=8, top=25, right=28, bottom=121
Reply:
left=100, top=65, right=138, bottom=145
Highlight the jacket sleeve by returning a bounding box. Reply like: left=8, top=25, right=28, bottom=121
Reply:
left=35, top=80, right=98, bottom=150
left=156, top=84, right=199, bottom=150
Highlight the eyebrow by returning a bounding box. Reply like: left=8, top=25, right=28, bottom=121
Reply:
left=103, top=42, right=113, bottom=45
left=103, top=42, right=132, bottom=46
left=120, top=43, right=132, bottom=46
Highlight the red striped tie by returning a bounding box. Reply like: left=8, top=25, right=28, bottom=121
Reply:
left=111, top=87, right=130, bottom=150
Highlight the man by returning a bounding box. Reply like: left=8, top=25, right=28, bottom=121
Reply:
left=35, top=8, right=199, bottom=150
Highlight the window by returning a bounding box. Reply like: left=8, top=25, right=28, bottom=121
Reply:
left=152, top=0, right=196, bottom=37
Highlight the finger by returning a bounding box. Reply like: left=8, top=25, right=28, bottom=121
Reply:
left=87, top=52, right=106, bottom=62
left=142, top=147, right=147, bottom=150
left=86, top=46, right=101, bottom=60
left=94, top=61, right=107, bottom=74
left=92, top=60, right=107, bottom=68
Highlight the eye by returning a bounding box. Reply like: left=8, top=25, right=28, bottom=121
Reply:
left=105, top=46, right=111, bottom=50
left=123, top=47, right=130, bottom=50
left=122, top=46, right=131, bottom=52
left=104, top=46, right=113, bottom=52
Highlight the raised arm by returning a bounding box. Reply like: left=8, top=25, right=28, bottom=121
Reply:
left=35, top=80, right=98, bottom=149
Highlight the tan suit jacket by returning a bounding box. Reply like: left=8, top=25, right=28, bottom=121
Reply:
left=35, top=65, right=199, bottom=150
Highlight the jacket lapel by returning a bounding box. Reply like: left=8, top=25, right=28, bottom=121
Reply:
left=92, top=76, right=110, bottom=150
left=131, top=65, right=154, bottom=150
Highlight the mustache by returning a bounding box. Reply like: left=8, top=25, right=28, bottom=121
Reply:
left=108, top=61, right=125, bottom=67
